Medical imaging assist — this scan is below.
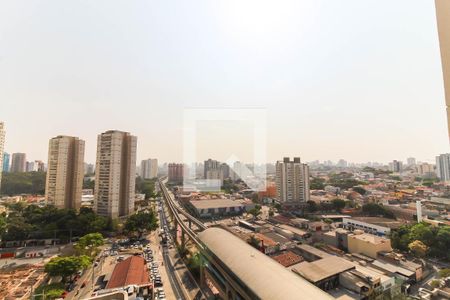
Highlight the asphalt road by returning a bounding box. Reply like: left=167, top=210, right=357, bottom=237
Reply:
left=159, top=202, right=185, bottom=300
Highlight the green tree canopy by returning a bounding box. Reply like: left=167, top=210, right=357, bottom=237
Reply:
left=0, top=172, right=46, bottom=195
left=124, top=211, right=158, bottom=237
left=44, top=255, right=91, bottom=282
left=75, top=233, right=104, bottom=257
left=331, top=199, right=346, bottom=212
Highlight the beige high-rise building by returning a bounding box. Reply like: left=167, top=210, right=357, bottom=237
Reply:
left=436, top=0, right=450, bottom=140
left=45, top=136, right=85, bottom=210
left=94, top=130, right=137, bottom=219
left=140, top=158, right=158, bottom=179
left=276, top=157, right=310, bottom=208
left=11, top=153, right=26, bottom=173
left=0, top=122, right=5, bottom=190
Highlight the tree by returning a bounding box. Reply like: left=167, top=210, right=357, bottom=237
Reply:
left=409, top=223, right=434, bottom=247
left=438, top=269, right=450, bottom=278
left=435, top=226, right=450, bottom=260
left=353, top=186, right=367, bottom=196
left=0, top=172, right=46, bottom=195
left=430, top=280, right=441, bottom=289
left=247, top=205, right=261, bottom=220
left=310, top=177, right=326, bottom=190
left=306, top=201, right=317, bottom=213
left=331, top=199, right=346, bottom=212
left=187, top=253, right=202, bottom=278
left=75, top=233, right=104, bottom=257
left=408, top=240, right=428, bottom=258
left=124, top=211, right=158, bottom=238
left=44, top=255, right=91, bottom=282
left=362, top=203, right=395, bottom=219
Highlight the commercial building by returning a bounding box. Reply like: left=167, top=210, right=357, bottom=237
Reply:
left=2, top=152, right=9, bottom=172
left=140, top=158, right=158, bottom=179
left=168, top=163, right=184, bottom=183
left=292, top=256, right=355, bottom=291
left=10, top=153, right=26, bottom=173
left=347, top=232, right=392, bottom=259
left=94, top=130, right=137, bottom=219
left=275, top=157, right=310, bottom=207
left=342, top=217, right=403, bottom=236
left=436, top=0, right=450, bottom=139
left=45, top=136, right=85, bottom=210
left=187, top=199, right=245, bottom=218
left=0, top=122, right=4, bottom=190
left=435, top=153, right=450, bottom=182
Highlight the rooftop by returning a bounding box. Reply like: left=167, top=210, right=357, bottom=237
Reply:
left=349, top=233, right=390, bottom=245
left=272, top=251, right=303, bottom=267
left=198, top=228, right=334, bottom=300
left=295, top=244, right=332, bottom=259
left=293, top=256, right=355, bottom=283
left=190, top=199, right=244, bottom=209
left=106, top=256, right=150, bottom=289
left=345, top=217, right=403, bottom=229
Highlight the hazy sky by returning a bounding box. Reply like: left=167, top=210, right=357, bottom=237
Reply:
left=0, top=0, right=448, bottom=164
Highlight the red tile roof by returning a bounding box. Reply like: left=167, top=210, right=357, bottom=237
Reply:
left=106, top=256, right=150, bottom=289
left=272, top=251, right=304, bottom=267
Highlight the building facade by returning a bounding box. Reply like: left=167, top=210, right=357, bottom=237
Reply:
left=0, top=122, right=4, bottom=190
left=10, top=153, right=26, bottom=173
left=436, top=153, right=450, bottom=182
left=168, top=163, right=184, bottom=183
left=436, top=0, right=450, bottom=140
left=94, top=130, right=137, bottom=219
left=2, top=152, right=9, bottom=172
left=276, top=157, right=310, bottom=206
left=140, top=158, right=158, bottom=179
left=388, top=160, right=403, bottom=173
left=45, top=136, right=85, bottom=210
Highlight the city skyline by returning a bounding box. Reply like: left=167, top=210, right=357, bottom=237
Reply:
left=0, top=0, right=448, bottom=164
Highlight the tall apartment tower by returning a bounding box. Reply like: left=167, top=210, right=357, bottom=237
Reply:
left=11, top=153, right=26, bottom=172
left=204, top=159, right=220, bottom=179
left=276, top=157, right=310, bottom=207
left=45, top=136, right=85, bottom=210
left=436, top=0, right=450, bottom=140
left=140, top=158, right=158, bottom=179
left=0, top=122, right=5, bottom=190
left=436, top=153, right=450, bottom=182
left=168, top=163, right=184, bottom=183
left=94, top=130, right=137, bottom=219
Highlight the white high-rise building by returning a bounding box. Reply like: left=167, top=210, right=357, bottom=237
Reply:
left=276, top=157, right=310, bottom=206
left=140, top=158, right=158, bottom=179
left=0, top=122, right=5, bottom=190
left=45, top=136, right=85, bottom=210
left=94, top=130, right=137, bottom=219
left=407, top=157, right=416, bottom=166
left=436, top=153, right=450, bottom=182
